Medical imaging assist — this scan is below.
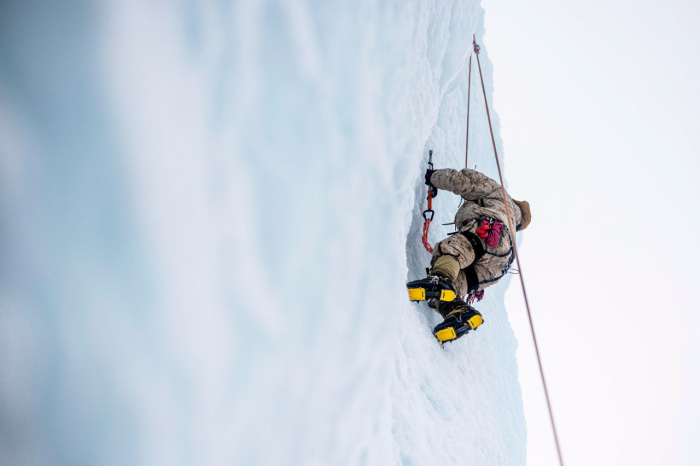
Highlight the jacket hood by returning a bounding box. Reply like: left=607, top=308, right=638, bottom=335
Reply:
left=513, top=200, right=531, bottom=231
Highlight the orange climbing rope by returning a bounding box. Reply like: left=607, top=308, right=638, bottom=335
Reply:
left=472, top=36, right=565, bottom=466
left=421, top=191, right=435, bottom=253
left=421, top=150, right=436, bottom=253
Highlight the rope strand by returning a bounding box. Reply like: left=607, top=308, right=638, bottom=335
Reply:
left=473, top=35, right=565, bottom=466
left=465, top=55, right=472, bottom=169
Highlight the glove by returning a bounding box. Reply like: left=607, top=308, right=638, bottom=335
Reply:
left=425, top=168, right=438, bottom=197
left=425, top=168, right=436, bottom=186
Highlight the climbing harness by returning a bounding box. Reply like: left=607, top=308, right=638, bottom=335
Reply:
left=471, top=35, right=565, bottom=466
left=421, top=150, right=437, bottom=253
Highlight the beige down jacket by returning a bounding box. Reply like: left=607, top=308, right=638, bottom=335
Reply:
left=429, top=168, right=524, bottom=293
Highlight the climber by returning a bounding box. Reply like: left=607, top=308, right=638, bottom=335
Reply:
left=407, top=166, right=531, bottom=343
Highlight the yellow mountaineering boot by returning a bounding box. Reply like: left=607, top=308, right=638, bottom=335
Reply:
left=407, top=255, right=460, bottom=304
left=406, top=275, right=457, bottom=304
left=433, top=298, right=484, bottom=343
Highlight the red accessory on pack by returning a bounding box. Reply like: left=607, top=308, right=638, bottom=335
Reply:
left=475, top=220, right=491, bottom=239
left=475, top=219, right=503, bottom=247
left=486, top=222, right=503, bottom=247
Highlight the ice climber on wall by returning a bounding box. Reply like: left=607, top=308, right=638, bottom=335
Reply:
left=407, top=166, right=531, bottom=343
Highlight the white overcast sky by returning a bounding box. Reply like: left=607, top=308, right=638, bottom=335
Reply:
left=482, top=0, right=700, bottom=464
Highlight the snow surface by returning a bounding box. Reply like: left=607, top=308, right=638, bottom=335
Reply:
left=0, top=1, right=525, bottom=464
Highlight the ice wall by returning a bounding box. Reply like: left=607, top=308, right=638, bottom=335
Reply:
left=0, top=1, right=525, bottom=464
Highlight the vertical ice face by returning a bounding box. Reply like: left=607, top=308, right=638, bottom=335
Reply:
left=0, top=1, right=524, bottom=465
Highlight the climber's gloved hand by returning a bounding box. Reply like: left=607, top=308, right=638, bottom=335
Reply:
left=425, top=168, right=436, bottom=186
left=425, top=169, right=438, bottom=196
